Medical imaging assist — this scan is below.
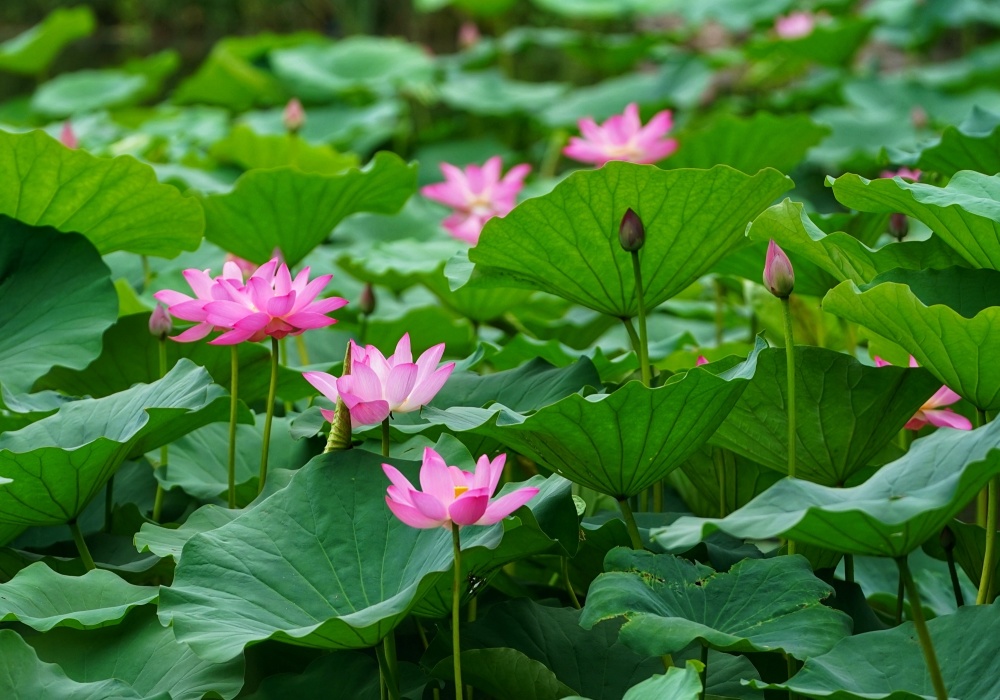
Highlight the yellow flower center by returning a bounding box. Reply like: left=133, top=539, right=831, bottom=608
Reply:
left=454, top=486, right=469, bottom=498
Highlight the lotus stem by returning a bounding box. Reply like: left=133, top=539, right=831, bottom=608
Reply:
left=713, top=448, right=726, bottom=518
left=700, top=644, right=708, bottom=700
left=358, top=314, right=369, bottom=346
left=896, top=556, right=949, bottom=700
left=630, top=251, right=652, bottom=387
left=653, top=481, right=663, bottom=513
left=258, top=337, right=280, bottom=495
left=451, top=523, right=465, bottom=700
left=540, top=128, right=566, bottom=179
left=69, top=520, right=95, bottom=571
left=562, top=556, right=581, bottom=609
left=943, top=533, right=964, bottom=608
left=375, top=638, right=401, bottom=700
left=977, top=476, right=998, bottom=605
left=153, top=337, right=168, bottom=522
left=621, top=318, right=643, bottom=373
left=382, top=418, right=391, bottom=459
left=896, top=568, right=904, bottom=625
left=780, top=297, right=797, bottom=556
left=714, top=278, right=725, bottom=346
left=228, top=345, right=239, bottom=508
left=383, top=631, right=402, bottom=700
left=617, top=497, right=643, bottom=550
left=104, top=476, right=114, bottom=532
left=141, top=255, right=152, bottom=292
left=294, top=333, right=311, bottom=366
left=977, top=408, right=988, bottom=526
left=844, top=554, right=854, bottom=584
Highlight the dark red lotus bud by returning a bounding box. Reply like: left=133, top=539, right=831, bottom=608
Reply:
left=359, top=283, right=376, bottom=316
left=619, top=208, right=645, bottom=252
left=889, top=213, right=909, bottom=241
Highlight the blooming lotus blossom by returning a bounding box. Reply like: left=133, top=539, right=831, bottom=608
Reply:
left=421, top=156, right=531, bottom=244
left=880, top=167, right=921, bottom=182
left=383, top=447, right=539, bottom=529
left=763, top=239, right=795, bottom=298
left=875, top=356, right=972, bottom=431
left=563, top=102, right=677, bottom=166
left=60, top=121, right=78, bottom=149
left=153, top=261, right=247, bottom=342
left=775, top=11, right=815, bottom=39
left=303, top=333, right=455, bottom=426
left=203, top=259, right=347, bottom=345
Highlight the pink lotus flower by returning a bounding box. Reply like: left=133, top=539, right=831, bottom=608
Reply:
left=763, top=239, right=795, bottom=299
left=563, top=102, right=677, bottom=167
left=303, top=333, right=455, bottom=427
left=153, top=261, right=247, bottom=342
left=224, top=253, right=260, bottom=278
left=421, top=156, right=531, bottom=244
left=283, top=98, right=306, bottom=133
left=880, top=168, right=921, bottom=182
left=60, top=121, right=78, bottom=149
left=203, top=259, right=347, bottom=345
left=383, top=447, right=539, bottom=529
left=696, top=355, right=709, bottom=366
left=874, top=356, right=972, bottom=431
left=775, top=11, right=815, bottom=39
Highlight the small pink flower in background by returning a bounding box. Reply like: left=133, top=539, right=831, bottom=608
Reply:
left=880, top=167, right=921, bottom=182
left=153, top=261, right=247, bottom=342
left=303, top=333, right=455, bottom=427
left=696, top=355, right=709, bottom=366
left=148, top=303, right=173, bottom=340
left=60, top=121, right=78, bottom=149
left=874, top=356, right=972, bottom=431
left=384, top=447, right=539, bottom=529
left=763, top=240, right=795, bottom=299
left=421, top=156, right=531, bottom=244
left=203, top=259, right=347, bottom=345
left=458, top=21, right=481, bottom=50
left=563, top=102, right=677, bottom=166
left=775, top=11, right=815, bottom=39
left=283, top=98, right=306, bottom=133
left=224, top=253, right=260, bottom=278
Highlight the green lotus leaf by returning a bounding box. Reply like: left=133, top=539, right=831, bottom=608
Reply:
left=749, top=17, right=876, bottom=66
left=563, top=663, right=704, bottom=700
left=922, top=519, right=999, bottom=605
left=849, top=550, right=976, bottom=620
left=242, top=652, right=380, bottom=699
left=29, top=607, right=245, bottom=700
left=709, top=346, right=942, bottom=485
left=35, top=313, right=310, bottom=402
left=421, top=339, right=762, bottom=498
left=757, top=603, right=1000, bottom=699
left=158, top=449, right=572, bottom=661
left=908, top=106, right=1000, bottom=177
left=0, top=359, right=247, bottom=527
left=172, top=33, right=321, bottom=111
left=270, top=37, right=435, bottom=99
left=439, top=69, right=570, bottom=116
left=0, top=562, right=156, bottom=631
left=134, top=504, right=240, bottom=562
left=0, top=218, right=117, bottom=394
left=0, top=629, right=147, bottom=699
left=203, top=151, right=417, bottom=266
left=432, top=648, right=577, bottom=700
left=670, top=446, right=781, bottom=519
left=653, top=420, right=1000, bottom=557
left=747, top=199, right=967, bottom=286
left=0, top=6, right=95, bottom=75
left=466, top=163, right=791, bottom=317
left=823, top=267, right=1000, bottom=410
left=670, top=113, right=829, bottom=174
left=0, top=129, right=204, bottom=257
left=829, top=170, right=1000, bottom=269
left=210, top=124, right=359, bottom=174
left=581, top=550, right=850, bottom=660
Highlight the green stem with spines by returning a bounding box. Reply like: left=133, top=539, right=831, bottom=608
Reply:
left=562, top=556, right=581, bottom=609
left=258, top=338, right=279, bottom=495
left=153, top=338, right=168, bottom=522
left=976, top=407, right=996, bottom=604
left=631, top=251, right=651, bottom=387
left=451, top=523, right=464, bottom=700
left=382, top=632, right=401, bottom=700
left=781, top=296, right=797, bottom=556
left=382, top=418, right=391, bottom=459
left=897, top=556, right=949, bottom=700
left=69, top=520, right=95, bottom=571
left=228, top=346, right=239, bottom=508
left=617, top=498, right=643, bottom=550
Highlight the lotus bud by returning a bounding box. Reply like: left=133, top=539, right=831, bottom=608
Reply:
left=696, top=355, right=709, bottom=366
left=763, top=239, right=795, bottom=299
left=911, top=105, right=929, bottom=130
left=888, top=212, right=909, bottom=241
left=283, top=98, right=306, bottom=134
left=458, top=21, right=480, bottom=50
left=149, top=303, right=173, bottom=340
left=359, top=283, right=376, bottom=316
left=619, top=208, right=645, bottom=252
left=60, top=121, right=78, bottom=149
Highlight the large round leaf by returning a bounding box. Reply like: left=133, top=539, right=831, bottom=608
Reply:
left=581, top=550, right=851, bottom=661
left=709, top=346, right=942, bottom=485
left=422, top=340, right=762, bottom=498
left=0, top=562, right=156, bottom=631
left=465, top=163, right=792, bottom=317
left=0, top=6, right=95, bottom=75
left=158, top=450, right=573, bottom=662
left=0, top=130, right=203, bottom=257
left=0, top=360, right=246, bottom=527
left=829, top=170, right=1000, bottom=270
left=29, top=607, right=245, bottom=700
left=203, top=151, right=417, bottom=266
left=0, top=629, right=147, bottom=699
left=758, top=603, right=1000, bottom=699
left=823, top=267, right=1000, bottom=410
left=654, top=420, right=1000, bottom=557
left=0, top=218, right=117, bottom=394
left=907, top=106, right=1000, bottom=177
